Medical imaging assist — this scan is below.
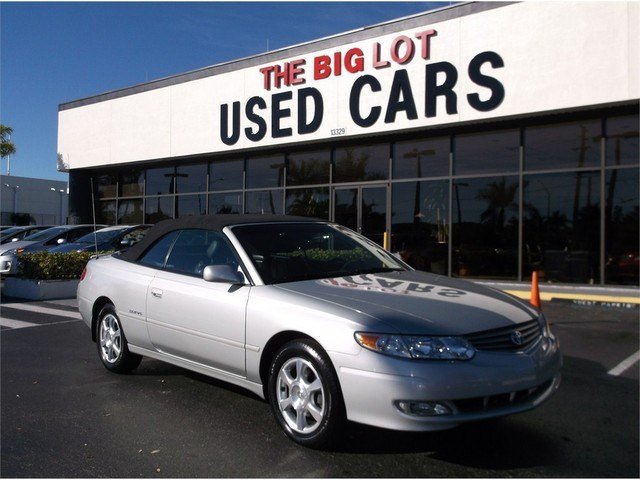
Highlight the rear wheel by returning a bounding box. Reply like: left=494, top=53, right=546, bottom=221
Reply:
left=96, top=304, right=142, bottom=373
left=268, top=339, right=344, bottom=448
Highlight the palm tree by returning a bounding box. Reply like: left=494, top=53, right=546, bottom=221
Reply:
left=1, top=124, right=16, bottom=158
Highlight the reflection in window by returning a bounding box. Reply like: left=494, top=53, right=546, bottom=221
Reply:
left=453, top=176, right=519, bottom=279
left=605, top=168, right=639, bottom=285
left=392, top=181, right=448, bottom=274
left=209, top=192, right=242, bottom=214
left=523, top=171, right=600, bottom=283
left=176, top=164, right=207, bottom=194
left=175, top=195, right=206, bottom=217
left=286, top=188, right=329, bottom=219
left=96, top=173, right=117, bottom=199
left=97, top=200, right=116, bottom=224
left=287, top=150, right=331, bottom=186
left=117, top=199, right=143, bottom=224
left=525, top=120, right=601, bottom=171
left=210, top=159, right=244, bottom=191
left=394, top=138, right=449, bottom=179
left=146, top=167, right=176, bottom=195
left=246, top=155, right=285, bottom=189
left=146, top=196, right=173, bottom=224
left=245, top=190, right=283, bottom=214
left=454, top=129, right=519, bottom=175
left=606, top=115, right=639, bottom=167
left=334, top=144, right=389, bottom=183
left=119, top=168, right=144, bottom=197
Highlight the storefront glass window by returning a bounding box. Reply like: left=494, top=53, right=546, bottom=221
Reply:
left=210, top=159, right=244, bottom=191
left=175, top=194, right=206, bottom=217
left=334, top=144, right=389, bottom=183
left=394, top=138, right=449, bottom=179
left=605, top=167, right=639, bottom=285
left=606, top=115, right=639, bottom=166
left=453, top=176, right=519, bottom=279
left=176, top=164, right=208, bottom=194
left=117, top=199, right=143, bottom=224
left=391, top=180, right=449, bottom=274
left=96, top=173, right=117, bottom=199
left=246, top=155, right=285, bottom=189
left=523, top=171, right=600, bottom=283
left=454, top=129, right=519, bottom=175
left=209, top=192, right=242, bottom=214
left=146, top=196, right=173, bottom=223
left=525, top=120, right=601, bottom=171
left=245, top=190, right=283, bottom=214
left=146, top=167, right=176, bottom=195
left=97, top=200, right=116, bottom=224
left=286, top=188, right=330, bottom=219
left=287, top=151, right=330, bottom=186
left=118, top=168, right=144, bottom=197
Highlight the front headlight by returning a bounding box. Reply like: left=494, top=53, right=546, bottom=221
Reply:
left=355, top=332, right=475, bottom=361
left=538, top=312, right=552, bottom=338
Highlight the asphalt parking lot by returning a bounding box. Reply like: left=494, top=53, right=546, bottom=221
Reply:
left=1, top=299, right=638, bottom=477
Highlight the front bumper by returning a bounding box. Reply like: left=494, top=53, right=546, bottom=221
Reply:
left=332, top=334, right=561, bottom=431
left=0, top=253, right=18, bottom=274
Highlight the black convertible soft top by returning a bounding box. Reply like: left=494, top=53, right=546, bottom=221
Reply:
left=117, top=214, right=324, bottom=262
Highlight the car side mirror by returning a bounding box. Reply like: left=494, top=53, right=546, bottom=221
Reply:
left=203, top=265, right=245, bottom=285
left=120, top=238, right=133, bottom=247
left=57, top=238, right=66, bottom=245
left=10, top=237, right=18, bottom=242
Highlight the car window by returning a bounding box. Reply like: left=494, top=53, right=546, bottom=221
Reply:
left=164, top=229, right=239, bottom=277
left=120, top=226, right=150, bottom=247
left=138, top=231, right=180, bottom=269
left=231, top=223, right=405, bottom=284
left=67, top=227, right=93, bottom=242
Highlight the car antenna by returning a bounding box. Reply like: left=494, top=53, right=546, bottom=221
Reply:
left=90, top=177, right=98, bottom=254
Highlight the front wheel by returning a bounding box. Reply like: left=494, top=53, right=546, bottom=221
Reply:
left=96, top=304, right=142, bottom=373
left=268, top=339, right=344, bottom=448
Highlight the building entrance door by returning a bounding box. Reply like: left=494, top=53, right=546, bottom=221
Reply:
left=333, top=185, right=387, bottom=246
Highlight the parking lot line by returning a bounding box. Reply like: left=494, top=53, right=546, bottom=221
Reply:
left=1, top=303, right=81, bottom=320
left=608, top=350, right=640, bottom=376
left=0, top=318, right=40, bottom=329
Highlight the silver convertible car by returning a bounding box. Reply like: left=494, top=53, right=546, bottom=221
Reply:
left=78, top=215, right=561, bottom=447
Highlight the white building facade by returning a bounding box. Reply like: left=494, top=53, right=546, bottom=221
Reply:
left=58, top=2, right=639, bottom=285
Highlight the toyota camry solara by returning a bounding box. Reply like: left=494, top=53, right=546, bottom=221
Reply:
left=78, top=215, right=561, bottom=448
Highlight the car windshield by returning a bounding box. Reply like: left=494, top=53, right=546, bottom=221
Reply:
left=231, top=223, right=406, bottom=284
left=23, top=226, right=69, bottom=242
left=74, top=228, right=126, bottom=245
left=0, top=227, right=22, bottom=239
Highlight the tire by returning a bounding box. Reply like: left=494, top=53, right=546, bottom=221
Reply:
left=96, top=304, right=142, bottom=374
left=268, top=339, right=345, bottom=449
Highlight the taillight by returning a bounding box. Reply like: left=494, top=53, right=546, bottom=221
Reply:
left=80, top=267, right=87, bottom=281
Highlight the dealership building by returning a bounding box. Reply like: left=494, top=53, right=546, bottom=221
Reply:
left=58, top=1, right=639, bottom=286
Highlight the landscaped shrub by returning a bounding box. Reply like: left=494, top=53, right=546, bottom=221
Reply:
left=18, top=251, right=110, bottom=280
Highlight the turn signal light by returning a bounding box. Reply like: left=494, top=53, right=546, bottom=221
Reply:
left=80, top=267, right=87, bottom=281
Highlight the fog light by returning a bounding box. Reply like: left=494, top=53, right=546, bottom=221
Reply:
left=395, top=400, right=452, bottom=416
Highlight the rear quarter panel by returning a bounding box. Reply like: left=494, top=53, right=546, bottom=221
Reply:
left=78, top=256, right=156, bottom=350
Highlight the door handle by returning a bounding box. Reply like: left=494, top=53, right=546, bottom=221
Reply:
left=151, top=288, right=163, bottom=298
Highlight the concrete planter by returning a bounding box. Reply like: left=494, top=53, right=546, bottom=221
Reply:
left=3, top=277, right=79, bottom=300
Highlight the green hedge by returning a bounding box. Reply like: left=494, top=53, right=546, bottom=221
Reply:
left=18, top=251, right=110, bottom=280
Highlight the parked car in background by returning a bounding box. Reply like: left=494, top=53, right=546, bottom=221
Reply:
left=0, top=225, right=55, bottom=245
left=78, top=215, right=561, bottom=448
left=0, top=224, right=106, bottom=275
left=49, top=225, right=151, bottom=254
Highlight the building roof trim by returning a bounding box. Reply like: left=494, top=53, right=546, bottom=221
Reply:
left=59, top=1, right=513, bottom=111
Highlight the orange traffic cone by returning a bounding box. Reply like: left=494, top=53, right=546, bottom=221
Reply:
left=530, top=270, right=541, bottom=309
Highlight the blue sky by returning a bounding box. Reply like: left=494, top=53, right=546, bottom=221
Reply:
left=1, top=1, right=448, bottom=182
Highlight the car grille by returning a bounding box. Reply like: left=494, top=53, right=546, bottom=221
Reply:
left=464, top=319, right=542, bottom=352
left=453, top=378, right=554, bottom=414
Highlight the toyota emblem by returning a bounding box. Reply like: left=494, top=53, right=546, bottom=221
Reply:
left=510, top=330, right=525, bottom=346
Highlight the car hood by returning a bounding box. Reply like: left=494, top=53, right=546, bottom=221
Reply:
left=274, top=270, right=538, bottom=336
left=0, top=240, right=37, bottom=254
left=50, top=243, right=96, bottom=253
